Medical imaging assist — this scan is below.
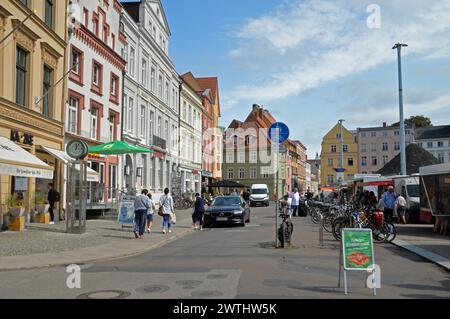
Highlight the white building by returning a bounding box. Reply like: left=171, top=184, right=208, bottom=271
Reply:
left=121, top=0, right=180, bottom=200
left=416, top=125, right=450, bottom=164
left=66, top=0, right=126, bottom=210
left=179, top=73, right=203, bottom=194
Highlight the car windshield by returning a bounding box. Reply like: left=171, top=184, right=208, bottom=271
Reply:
left=407, top=185, right=420, bottom=198
left=212, top=197, right=241, bottom=206
left=251, top=189, right=267, bottom=195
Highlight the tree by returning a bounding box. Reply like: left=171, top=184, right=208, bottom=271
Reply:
left=391, top=115, right=432, bottom=128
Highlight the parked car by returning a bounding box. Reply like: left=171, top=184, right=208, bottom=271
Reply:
left=249, top=184, right=270, bottom=207
left=204, top=196, right=250, bottom=227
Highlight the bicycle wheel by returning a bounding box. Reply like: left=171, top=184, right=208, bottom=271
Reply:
left=384, top=222, right=397, bottom=243
left=311, top=209, right=320, bottom=224
left=278, top=223, right=286, bottom=247
left=372, top=223, right=390, bottom=243
left=322, top=216, right=333, bottom=233
left=332, top=217, right=350, bottom=241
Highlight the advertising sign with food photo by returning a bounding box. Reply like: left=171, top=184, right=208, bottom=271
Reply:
left=342, top=229, right=374, bottom=270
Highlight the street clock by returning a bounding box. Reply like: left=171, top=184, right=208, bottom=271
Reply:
left=67, top=140, right=89, bottom=160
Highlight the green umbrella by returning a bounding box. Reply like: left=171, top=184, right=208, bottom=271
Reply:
left=88, top=140, right=152, bottom=155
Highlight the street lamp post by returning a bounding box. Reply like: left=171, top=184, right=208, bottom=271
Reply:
left=393, top=43, right=408, bottom=176
left=338, top=119, right=345, bottom=184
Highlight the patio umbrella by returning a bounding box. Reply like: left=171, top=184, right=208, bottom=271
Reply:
left=88, top=140, right=152, bottom=155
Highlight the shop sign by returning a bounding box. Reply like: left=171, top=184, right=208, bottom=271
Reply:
left=202, top=170, right=212, bottom=177
left=154, top=152, right=165, bottom=159
left=88, top=153, right=106, bottom=160
left=193, top=170, right=198, bottom=175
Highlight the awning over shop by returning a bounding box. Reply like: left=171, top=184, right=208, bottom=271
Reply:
left=0, top=137, right=53, bottom=179
left=41, top=146, right=100, bottom=182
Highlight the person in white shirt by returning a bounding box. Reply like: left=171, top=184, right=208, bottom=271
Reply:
left=396, top=193, right=407, bottom=224
left=159, top=188, right=174, bottom=234
left=146, top=193, right=156, bottom=233
left=291, top=188, right=300, bottom=217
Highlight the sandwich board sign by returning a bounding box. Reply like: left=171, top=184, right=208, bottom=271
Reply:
left=338, top=228, right=377, bottom=296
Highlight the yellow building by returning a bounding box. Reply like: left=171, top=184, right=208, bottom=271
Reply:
left=0, top=0, right=68, bottom=227
left=320, top=123, right=359, bottom=187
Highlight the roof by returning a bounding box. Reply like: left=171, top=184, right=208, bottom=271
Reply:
left=376, top=144, right=440, bottom=176
left=416, top=125, right=450, bottom=140
left=181, top=72, right=203, bottom=98
left=196, top=77, right=221, bottom=116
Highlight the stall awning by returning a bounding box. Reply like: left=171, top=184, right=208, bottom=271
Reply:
left=0, top=137, right=53, bottom=179
left=41, top=146, right=99, bottom=182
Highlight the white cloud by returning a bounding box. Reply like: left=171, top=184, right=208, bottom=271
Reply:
left=226, top=0, right=450, bottom=103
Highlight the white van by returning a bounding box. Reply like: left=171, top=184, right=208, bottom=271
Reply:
left=392, top=176, right=421, bottom=222
left=250, top=184, right=270, bottom=207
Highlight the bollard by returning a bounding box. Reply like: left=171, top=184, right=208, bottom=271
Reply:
left=319, top=212, right=324, bottom=248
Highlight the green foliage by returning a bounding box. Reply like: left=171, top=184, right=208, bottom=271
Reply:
left=391, top=115, right=432, bottom=128
left=35, top=192, right=47, bottom=205
left=7, top=195, right=23, bottom=208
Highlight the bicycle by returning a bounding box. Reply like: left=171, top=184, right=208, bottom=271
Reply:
left=278, top=202, right=294, bottom=248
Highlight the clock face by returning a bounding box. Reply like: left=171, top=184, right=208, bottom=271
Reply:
left=67, top=140, right=88, bottom=159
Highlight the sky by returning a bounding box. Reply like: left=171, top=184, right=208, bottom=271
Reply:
left=160, top=0, right=450, bottom=159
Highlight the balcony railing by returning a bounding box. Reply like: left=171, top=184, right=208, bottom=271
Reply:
left=152, top=135, right=167, bottom=149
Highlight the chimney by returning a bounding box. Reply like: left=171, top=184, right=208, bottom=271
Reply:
left=252, top=104, right=260, bottom=113
left=383, top=122, right=387, bottom=127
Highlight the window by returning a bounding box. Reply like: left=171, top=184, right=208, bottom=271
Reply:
left=182, top=102, right=187, bottom=121
left=239, top=168, right=245, bottom=179
left=140, top=105, right=146, bottom=138
left=250, top=151, right=257, bottom=163
left=71, top=48, right=81, bottom=76
left=327, top=175, right=334, bottom=184
left=141, top=58, right=148, bottom=86
left=110, top=73, right=119, bottom=102
left=394, top=130, right=400, bottom=136
left=163, top=39, right=166, bottom=53
left=418, top=142, right=423, bottom=148
left=103, top=24, right=109, bottom=43
left=361, top=156, right=367, bottom=166
left=383, top=155, right=389, bottom=165
left=348, top=158, right=354, bottom=166
left=92, top=61, right=103, bottom=94
left=128, top=97, right=134, bottom=133
left=336, top=133, right=341, bottom=139
left=188, top=105, right=192, bottom=124
left=438, top=141, right=444, bottom=148
left=193, top=110, right=197, bottom=128
left=159, top=159, right=163, bottom=189
left=328, top=159, right=333, bottom=167
left=371, top=143, right=377, bottom=152
left=172, top=88, right=176, bottom=109
left=382, top=142, right=388, bottom=151
left=67, top=97, right=78, bottom=134
left=427, top=142, right=433, bottom=148
left=233, top=136, right=238, bottom=145
left=394, top=142, right=400, bottom=151
left=405, top=130, right=410, bottom=135
left=262, top=167, right=270, bottom=178
left=438, top=153, right=445, bottom=163
left=361, top=144, right=366, bottom=153
left=149, top=111, right=154, bottom=139
left=44, top=0, right=54, bottom=29
left=42, top=65, right=53, bottom=117
left=129, top=47, right=135, bottom=77
left=382, top=131, right=388, bottom=137
left=157, top=116, right=162, bottom=137
left=16, top=47, right=28, bottom=106
left=343, top=145, right=348, bottom=153
left=371, top=156, right=377, bottom=166
left=111, top=34, right=115, bottom=50
left=226, top=152, right=233, bottom=163
left=152, top=27, right=156, bottom=39
left=361, top=132, right=366, bottom=138
left=92, top=14, right=99, bottom=37
left=237, top=152, right=245, bottom=163
left=227, top=168, right=234, bottom=179
left=109, top=113, right=116, bottom=141
left=371, top=131, right=376, bottom=137
left=158, top=75, right=163, bottom=98
left=250, top=167, right=257, bottom=179
left=150, top=66, right=156, bottom=92
left=90, top=108, right=98, bottom=140
left=331, top=145, right=337, bottom=153
left=83, top=8, right=89, bottom=27
left=165, top=81, right=169, bottom=103
left=165, top=120, right=169, bottom=142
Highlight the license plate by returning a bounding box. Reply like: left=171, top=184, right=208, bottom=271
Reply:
left=216, top=217, right=228, bottom=222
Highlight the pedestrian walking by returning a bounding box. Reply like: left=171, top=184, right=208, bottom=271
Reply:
left=192, top=193, right=205, bottom=230
left=47, top=183, right=60, bottom=225
left=134, top=189, right=151, bottom=239
left=159, top=188, right=174, bottom=234
left=291, top=188, right=300, bottom=217
left=396, top=193, right=407, bottom=224
left=381, top=186, right=396, bottom=222
left=146, top=193, right=156, bottom=233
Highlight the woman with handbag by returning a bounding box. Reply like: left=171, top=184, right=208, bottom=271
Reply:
left=159, top=188, right=174, bottom=234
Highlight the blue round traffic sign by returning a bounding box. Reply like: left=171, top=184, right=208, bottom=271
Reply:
left=269, top=122, right=290, bottom=143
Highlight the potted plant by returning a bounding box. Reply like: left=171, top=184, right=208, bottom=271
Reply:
left=35, top=192, right=49, bottom=214
left=8, top=195, right=25, bottom=218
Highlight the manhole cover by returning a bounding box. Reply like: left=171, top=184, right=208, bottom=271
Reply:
left=176, top=280, right=203, bottom=287
left=207, top=274, right=228, bottom=279
left=77, top=290, right=130, bottom=299
left=191, top=291, right=224, bottom=298
left=136, top=285, right=171, bottom=294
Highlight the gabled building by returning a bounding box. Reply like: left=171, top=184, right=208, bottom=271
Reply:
left=416, top=125, right=450, bottom=163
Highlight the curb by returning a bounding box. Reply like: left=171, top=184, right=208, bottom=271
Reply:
left=391, top=239, right=450, bottom=272
left=0, top=220, right=195, bottom=272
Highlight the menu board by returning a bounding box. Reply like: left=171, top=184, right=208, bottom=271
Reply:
left=342, top=229, right=374, bottom=270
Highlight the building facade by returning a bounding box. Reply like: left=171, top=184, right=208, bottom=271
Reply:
left=305, top=162, right=312, bottom=192
left=307, top=158, right=321, bottom=195
left=416, top=125, right=450, bottom=164
left=357, top=123, right=415, bottom=174
left=66, top=0, right=126, bottom=210
left=179, top=72, right=203, bottom=194
left=0, top=0, right=68, bottom=221
left=320, top=123, right=359, bottom=186
left=121, top=0, right=180, bottom=201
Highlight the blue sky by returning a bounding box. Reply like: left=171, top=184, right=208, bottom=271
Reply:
left=161, top=0, right=450, bottom=158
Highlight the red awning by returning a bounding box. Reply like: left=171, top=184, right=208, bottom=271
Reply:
left=357, top=180, right=394, bottom=187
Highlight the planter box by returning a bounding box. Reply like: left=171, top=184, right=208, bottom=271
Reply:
left=9, top=207, right=25, bottom=217
left=35, top=213, right=50, bottom=224
left=36, top=204, right=50, bottom=214
left=9, top=216, right=25, bottom=231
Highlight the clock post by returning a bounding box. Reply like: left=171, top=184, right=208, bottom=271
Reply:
left=66, top=140, right=89, bottom=234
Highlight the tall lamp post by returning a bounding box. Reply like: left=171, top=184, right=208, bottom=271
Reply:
left=393, top=43, right=408, bottom=176
left=338, top=119, right=345, bottom=184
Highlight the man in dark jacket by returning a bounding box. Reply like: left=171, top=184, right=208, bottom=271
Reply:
left=192, top=193, right=205, bottom=230
left=47, top=183, right=57, bottom=225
